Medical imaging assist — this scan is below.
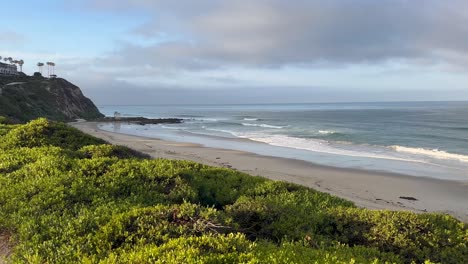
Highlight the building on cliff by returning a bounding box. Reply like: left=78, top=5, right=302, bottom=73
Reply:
left=0, top=62, right=18, bottom=76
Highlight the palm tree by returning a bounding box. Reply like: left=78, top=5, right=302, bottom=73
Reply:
left=37, top=62, right=44, bottom=74
left=7, top=57, right=13, bottom=64
left=46, top=62, right=56, bottom=77
left=18, top=60, right=24, bottom=72
left=50, top=62, right=55, bottom=75
left=46, top=62, right=51, bottom=77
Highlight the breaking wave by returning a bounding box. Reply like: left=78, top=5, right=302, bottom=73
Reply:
left=391, top=146, right=468, bottom=163
left=318, top=130, right=337, bottom=135
left=238, top=133, right=426, bottom=163
left=241, top=123, right=284, bottom=129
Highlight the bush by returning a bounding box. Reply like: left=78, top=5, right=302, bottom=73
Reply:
left=0, top=118, right=466, bottom=263
left=79, top=144, right=150, bottom=159
left=92, top=203, right=234, bottom=255
left=323, top=207, right=468, bottom=263
left=188, top=167, right=266, bottom=208
left=226, top=185, right=354, bottom=242
left=101, top=233, right=256, bottom=264
left=0, top=116, right=19, bottom=136
left=0, top=116, right=10, bottom=124
left=0, top=118, right=105, bottom=150
left=96, top=159, right=198, bottom=204
left=0, top=146, right=72, bottom=174
left=253, top=241, right=403, bottom=264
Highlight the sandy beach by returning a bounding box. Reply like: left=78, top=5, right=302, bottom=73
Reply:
left=72, top=121, right=468, bottom=222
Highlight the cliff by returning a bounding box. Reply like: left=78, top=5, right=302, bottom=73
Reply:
left=0, top=75, right=103, bottom=122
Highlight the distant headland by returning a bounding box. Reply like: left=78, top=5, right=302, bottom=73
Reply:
left=0, top=56, right=184, bottom=125
left=0, top=61, right=103, bottom=122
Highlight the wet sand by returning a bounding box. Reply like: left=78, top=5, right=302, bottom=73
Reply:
left=71, top=121, right=468, bottom=222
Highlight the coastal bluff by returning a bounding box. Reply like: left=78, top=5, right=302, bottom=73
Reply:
left=0, top=74, right=103, bottom=122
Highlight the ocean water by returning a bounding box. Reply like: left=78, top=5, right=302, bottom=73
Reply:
left=98, top=102, right=468, bottom=181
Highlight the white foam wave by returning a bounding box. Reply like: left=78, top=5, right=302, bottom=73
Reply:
left=161, top=125, right=188, bottom=130
left=241, top=123, right=284, bottom=129
left=238, top=133, right=428, bottom=164
left=192, top=117, right=227, bottom=122
left=318, top=130, right=336, bottom=135
left=205, top=128, right=239, bottom=136
left=243, top=118, right=259, bottom=121
left=203, top=118, right=222, bottom=122
left=391, top=146, right=468, bottom=163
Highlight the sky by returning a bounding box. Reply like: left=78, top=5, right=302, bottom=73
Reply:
left=1, top=0, right=468, bottom=105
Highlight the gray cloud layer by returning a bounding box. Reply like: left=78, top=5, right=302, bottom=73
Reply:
left=71, top=0, right=468, bottom=104
left=90, top=0, right=468, bottom=69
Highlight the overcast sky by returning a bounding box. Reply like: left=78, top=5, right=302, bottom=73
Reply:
left=2, top=0, right=468, bottom=104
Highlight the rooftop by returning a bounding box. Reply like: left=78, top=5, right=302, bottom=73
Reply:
left=0, top=62, right=16, bottom=67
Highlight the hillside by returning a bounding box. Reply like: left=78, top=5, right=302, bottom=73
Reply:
left=0, top=75, right=103, bottom=122
left=0, top=118, right=466, bottom=263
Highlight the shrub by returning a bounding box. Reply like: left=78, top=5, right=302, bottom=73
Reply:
left=226, top=186, right=354, bottom=242
left=253, top=241, right=403, bottom=264
left=0, top=118, right=105, bottom=150
left=79, top=144, right=150, bottom=159
left=0, top=120, right=19, bottom=136
left=0, top=116, right=9, bottom=124
left=323, top=207, right=468, bottom=263
left=92, top=203, right=234, bottom=255
left=0, top=119, right=466, bottom=263
left=0, top=146, right=72, bottom=174
left=101, top=233, right=256, bottom=264
left=188, top=167, right=266, bottom=208
left=96, top=159, right=198, bottom=204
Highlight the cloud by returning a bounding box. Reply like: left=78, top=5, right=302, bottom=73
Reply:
left=49, top=0, right=468, bottom=104
left=77, top=73, right=468, bottom=105
left=88, top=0, right=468, bottom=70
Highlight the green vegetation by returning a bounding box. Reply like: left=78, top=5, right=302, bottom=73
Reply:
left=0, top=76, right=103, bottom=122
left=0, top=118, right=466, bottom=263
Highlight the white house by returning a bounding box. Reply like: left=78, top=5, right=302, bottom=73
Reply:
left=0, top=62, right=18, bottom=76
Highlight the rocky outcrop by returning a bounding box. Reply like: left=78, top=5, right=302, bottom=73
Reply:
left=98, top=116, right=183, bottom=125
left=0, top=76, right=103, bottom=122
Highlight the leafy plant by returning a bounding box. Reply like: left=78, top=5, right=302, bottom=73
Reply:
left=0, top=118, right=466, bottom=263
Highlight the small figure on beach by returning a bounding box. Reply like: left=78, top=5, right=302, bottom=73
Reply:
left=114, top=111, right=122, bottom=120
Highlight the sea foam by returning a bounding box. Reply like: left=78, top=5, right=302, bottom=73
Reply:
left=161, top=125, right=188, bottom=130
left=391, top=146, right=468, bottom=163
left=205, top=128, right=239, bottom=136
left=241, top=123, right=284, bottom=129
left=318, top=130, right=337, bottom=135
left=239, top=133, right=424, bottom=163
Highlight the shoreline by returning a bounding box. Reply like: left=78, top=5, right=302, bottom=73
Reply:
left=71, top=121, right=468, bottom=222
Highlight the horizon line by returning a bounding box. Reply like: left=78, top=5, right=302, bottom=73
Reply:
left=97, top=100, right=468, bottom=107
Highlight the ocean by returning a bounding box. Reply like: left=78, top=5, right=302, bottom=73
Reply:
left=98, top=102, right=468, bottom=181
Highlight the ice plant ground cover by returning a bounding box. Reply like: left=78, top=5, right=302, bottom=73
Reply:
left=0, top=118, right=466, bottom=263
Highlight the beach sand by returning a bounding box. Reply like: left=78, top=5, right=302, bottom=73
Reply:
left=71, top=121, right=468, bottom=222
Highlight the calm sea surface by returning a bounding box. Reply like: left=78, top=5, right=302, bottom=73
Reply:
left=98, top=102, right=468, bottom=181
